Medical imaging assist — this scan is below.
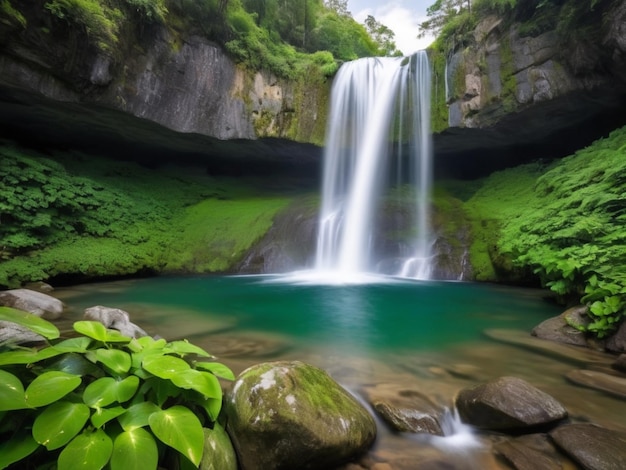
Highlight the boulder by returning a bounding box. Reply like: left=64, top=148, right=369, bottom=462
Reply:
left=494, top=433, right=569, bottom=470
left=0, top=289, right=63, bottom=320
left=225, top=361, right=376, bottom=470
left=531, top=306, right=589, bottom=347
left=200, top=424, right=237, bottom=470
left=455, top=376, right=567, bottom=431
left=550, top=423, right=626, bottom=470
left=84, top=306, right=148, bottom=338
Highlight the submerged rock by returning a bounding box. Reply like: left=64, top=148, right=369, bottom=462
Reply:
left=565, top=369, right=626, bottom=399
left=363, top=385, right=444, bottom=436
left=84, top=305, right=148, bottom=338
left=550, top=423, right=626, bottom=470
left=606, top=320, right=626, bottom=354
left=455, top=376, right=567, bottom=431
left=0, top=288, right=64, bottom=320
left=494, top=433, right=569, bottom=470
left=225, top=361, right=376, bottom=470
left=613, top=354, right=626, bottom=373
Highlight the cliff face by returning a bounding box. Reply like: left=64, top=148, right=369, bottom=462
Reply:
left=432, top=1, right=626, bottom=179
left=0, top=6, right=328, bottom=146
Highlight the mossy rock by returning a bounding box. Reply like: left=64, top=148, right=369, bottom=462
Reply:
left=225, top=361, right=376, bottom=470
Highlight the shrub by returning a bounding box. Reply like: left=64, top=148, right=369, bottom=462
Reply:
left=0, top=306, right=234, bottom=469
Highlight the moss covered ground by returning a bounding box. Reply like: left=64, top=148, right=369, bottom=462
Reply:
left=0, top=142, right=294, bottom=287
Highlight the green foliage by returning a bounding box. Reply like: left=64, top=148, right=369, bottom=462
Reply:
left=0, top=143, right=293, bottom=288
left=467, top=127, right=626, bottom=337
left=124, top=0, right=167, bottom=22
left=0, top=309, right=233, bottom=469
left=45, top=0, right=122, bottom=50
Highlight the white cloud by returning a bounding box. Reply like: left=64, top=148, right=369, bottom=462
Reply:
left=354, top=3, right=434, bottom=55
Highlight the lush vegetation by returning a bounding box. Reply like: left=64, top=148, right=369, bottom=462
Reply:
left=0, top=143, right=292, bottom=288
left=464, top=126, right=626, bottom=337
left=0, top=306, right=234, bottom=469
left=1, top=0, right=400, bottom=79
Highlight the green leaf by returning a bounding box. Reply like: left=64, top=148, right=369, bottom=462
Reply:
left=57, top=429, right=113, bottom=470
left=74, top=321, right=108, bottom=342
left=142, top=354, right=190, bottom=379
left=91, top=405, right=126, bottom=429
left=33, top=401, right=90, bottom=450
left=103, top=329, right=132, bottom=343
left=0, top=370, right=27, bottom=411
left=83, top=376, right=139, bottom=408
left=117, top=402, right=160, bottom=431
left=163, top=340, right=214, bottom=358
left=0, top=346, right=63, bottom=366
left=0, top=431, right=39, bottom=469
left=53, top=336, right=93, bottom=353
left=194, top=361, right=235, bottom=380
left=149, top=406, right=204, bottom=466
left=171, top=369, right=222, bottom=400
left=0, top=306, right=60, bottom=340
left=110, top=427, right=158, bottom=470
left=25, top=371, right=82, bottom=407
left=94, top=348, right=131, bottom=374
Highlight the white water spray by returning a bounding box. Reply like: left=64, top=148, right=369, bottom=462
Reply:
left=315, top=52, right=433, bottom=280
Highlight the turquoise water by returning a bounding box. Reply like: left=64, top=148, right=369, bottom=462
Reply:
left=63, top=275, right=560, bottom=352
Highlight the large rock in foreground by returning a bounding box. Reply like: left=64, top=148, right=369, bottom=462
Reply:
left=455, top=376, right=567, bottom=431
left=225, top=361, right=376, bottom=470
left=0, top=288, right=63, bottom=320
left=550, top=423, right=626, bottom=470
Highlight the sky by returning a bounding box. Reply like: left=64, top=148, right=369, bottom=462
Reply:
left=348, top=0, right=435, bottom=55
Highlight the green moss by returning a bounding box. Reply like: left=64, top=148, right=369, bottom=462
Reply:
left=498, top=38, right=517, bottom=111
left=163, top=197, right=290, bottom=273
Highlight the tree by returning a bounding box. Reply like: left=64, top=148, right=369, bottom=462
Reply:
left=417, top=0, right=471, bottom=38
left=324, top=0, right=350, bottom=17
left=364, top=15, right=402, bottom=56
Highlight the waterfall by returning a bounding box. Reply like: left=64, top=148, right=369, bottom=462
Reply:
left=315, top=52, right=433, bottom=280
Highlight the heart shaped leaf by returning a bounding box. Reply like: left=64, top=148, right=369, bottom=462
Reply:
left=149, top=406, right=204, bottom=466
left=110, top=427, right=158, bottom=470
left=0, top=370, right=27, bottom=411
left=57, top=429, right=113, bottom=470
left=25, top=371, right=82, bottom=407
left=33, top=401, right=90, bottom=450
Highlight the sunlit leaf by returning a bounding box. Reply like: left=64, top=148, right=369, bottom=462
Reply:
left=52, top=336, right=92, bottom=353
left=57, top=429, right=113, bottom=470
left=0, top=346, right=63, bottom=366
left=149, top=406, right=204, bottom=466
left=33, top=401, right=90, bottom=450
left=74, top=321, right=108, bottom=342
left=117, top=402, right=160, bottom=431
left=83, top=376, right=139, bottom=408
left=110, top=427, right=158, bottom=470
left=25, top=371, right=82, bottom=407
left=94, top=348, right=131, bottom=374
left=0, top=306, right=60, bottom=339
left=0, top=370, right=27, bottom=411
left=171, top=369, right=222, bottom=399
left=91, top=406, right=126, bottom=429
left=163, top=340, right=213, bottom=358
left=194, top=361, right=235, bottom=380
left=142, top=354, right=190, bottom=379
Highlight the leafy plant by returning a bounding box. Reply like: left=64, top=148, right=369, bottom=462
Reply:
left=0, top=306, right=234, bottom=469
left=466, top=126, right=626, bottom=337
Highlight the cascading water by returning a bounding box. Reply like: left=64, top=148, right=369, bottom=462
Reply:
left=315, top=52, right=433, bottom=280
